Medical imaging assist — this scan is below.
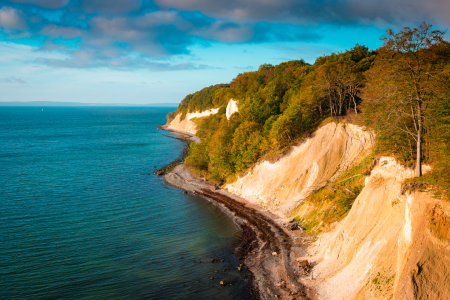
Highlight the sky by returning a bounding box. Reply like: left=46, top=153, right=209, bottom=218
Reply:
left=0, top=0, right=449, bottom=104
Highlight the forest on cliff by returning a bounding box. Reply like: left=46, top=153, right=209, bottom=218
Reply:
left=169, top=23, right=450, bottom=193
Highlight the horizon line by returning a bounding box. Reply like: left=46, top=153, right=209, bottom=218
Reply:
left=0, top=101, right=179, bottom=107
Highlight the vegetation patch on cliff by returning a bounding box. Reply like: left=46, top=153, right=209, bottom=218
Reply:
left=290, top=154, right=375, bottom=235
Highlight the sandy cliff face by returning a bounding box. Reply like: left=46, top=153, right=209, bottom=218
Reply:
left=393, top=192, right=450, bottom=300
left=304, top=158, right=450, bottom=300
left=166, top=108, right=219, bottom=135
left=225, top=122, right=374, bottom=217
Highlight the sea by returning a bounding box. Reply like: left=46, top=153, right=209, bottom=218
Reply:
left=0, top=106, right=252, bottom=300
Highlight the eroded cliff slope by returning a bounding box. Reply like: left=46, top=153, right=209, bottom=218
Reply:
left=225, top=122, right=374, bottom=217
left=302, top=157, right=450, bottom=300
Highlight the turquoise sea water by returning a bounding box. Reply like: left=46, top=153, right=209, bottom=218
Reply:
left=0, top=107, right=251, bottom=300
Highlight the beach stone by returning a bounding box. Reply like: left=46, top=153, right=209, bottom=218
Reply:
left=211, top=258, right=217, bottom=263
left=220, top=280, right=228, bottom=286
left=272, top=252, right=278, bottom=256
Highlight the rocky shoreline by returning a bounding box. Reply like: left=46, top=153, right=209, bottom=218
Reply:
left=159, top=127, right=316, bottom=300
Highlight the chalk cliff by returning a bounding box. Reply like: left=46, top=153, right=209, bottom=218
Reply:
left=226, top=99, right=238, bottom=120
left=302, top=157, right=447, bottom=300
left=225, top=122, right=374, bottom=217
left=166, top=108, right=219, bottom=135
left=166, top=99, right=239, bottom=135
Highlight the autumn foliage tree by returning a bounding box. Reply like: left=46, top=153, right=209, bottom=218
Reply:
left=363, top=22, right=450, bottom=176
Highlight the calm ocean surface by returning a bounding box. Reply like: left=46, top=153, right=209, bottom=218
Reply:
left=0, top=107, right=251, bottom=300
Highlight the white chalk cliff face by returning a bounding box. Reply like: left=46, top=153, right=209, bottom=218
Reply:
left=166, top=108, right=219, bottom=135
left=303, top=158, right=444, bottom=300
left=226, top=99, right=238, bottom=120
left=225, top=122, right=374, bottom=217
left=167, top=99, right=238, bottom=134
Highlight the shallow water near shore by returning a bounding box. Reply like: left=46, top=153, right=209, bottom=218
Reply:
left=0, top=106, right=252, bottom=300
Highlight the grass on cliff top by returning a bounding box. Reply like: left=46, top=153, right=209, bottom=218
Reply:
left=290, top=154, right=375, bottom=235
left=402, top=169, right=450, bottom=201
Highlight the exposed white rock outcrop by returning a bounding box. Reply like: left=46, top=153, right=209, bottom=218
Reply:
left=226, top=99, right=238, bottom=120
left=166, top=108, right=219, bottom=135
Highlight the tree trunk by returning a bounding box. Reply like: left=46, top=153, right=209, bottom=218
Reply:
left=351, top=90, right=358, bottom=115
left=416, top=102, right=422, bottom=177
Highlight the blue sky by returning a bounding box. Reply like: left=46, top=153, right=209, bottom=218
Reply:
left=0, top=0, right=448, bottom=104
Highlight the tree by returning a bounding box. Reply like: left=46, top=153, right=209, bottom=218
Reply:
left=365, top=22, right=448, bottom=176
left=231, top=121, right=263, bottom=172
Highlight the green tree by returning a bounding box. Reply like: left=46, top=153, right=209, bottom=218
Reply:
left=232, top=122, right=263, bottom=172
